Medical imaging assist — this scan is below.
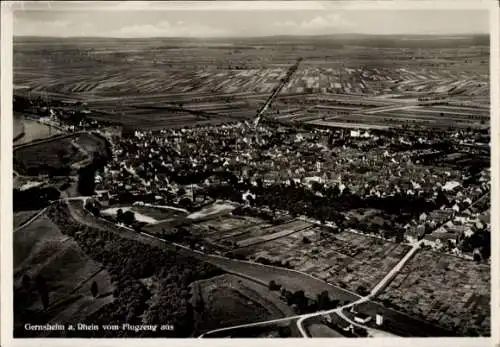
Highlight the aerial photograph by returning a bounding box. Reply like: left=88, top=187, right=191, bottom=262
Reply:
left=11, top=1, right=491, bottom=339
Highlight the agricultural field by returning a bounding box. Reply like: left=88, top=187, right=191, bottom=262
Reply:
left=186, top=214, right=411, bottom=296
left=196, top=251, right=359, bottom=304
left=377, top=250, right=490, bottom=336
left=14, top=35, right=488, bottom=130
left=191, top=217, right=309, bottom=251
left=245, top=227, right=411, bottom=295
left=190, top=274, right=293, bottom=334
left=14, top=215, right=114, bottom=336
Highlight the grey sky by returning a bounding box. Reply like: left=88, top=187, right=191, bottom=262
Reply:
left=13, top=2, right=490, bottom=38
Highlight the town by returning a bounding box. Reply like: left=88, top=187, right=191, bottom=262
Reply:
left=12, top=27, right=490, bottom=339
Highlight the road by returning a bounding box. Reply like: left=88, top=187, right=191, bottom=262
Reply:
left=253, top=57, right=302, bottom=128
left=200, top=189, right=490, bottom=338
left=16, top=187, right=488, bottom=338
left=14, top=196, right=90, bottom=232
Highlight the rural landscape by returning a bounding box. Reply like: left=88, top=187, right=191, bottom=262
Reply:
left=12, top=6, right=490, bottom=340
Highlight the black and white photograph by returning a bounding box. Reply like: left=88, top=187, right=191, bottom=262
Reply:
left=2, top=0, right=496, bottom=342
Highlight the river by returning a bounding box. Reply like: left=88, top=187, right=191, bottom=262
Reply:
left=13, top=113, right=63, bottom=145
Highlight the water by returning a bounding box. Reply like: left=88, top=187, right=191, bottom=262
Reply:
left=13, top=114, right=62, bottom=145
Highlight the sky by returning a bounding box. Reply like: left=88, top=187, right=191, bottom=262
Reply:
left=13, top=1, right=490, bottom=38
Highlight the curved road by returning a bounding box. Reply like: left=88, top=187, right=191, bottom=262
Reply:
left=16, top=187, right=488, bottom=338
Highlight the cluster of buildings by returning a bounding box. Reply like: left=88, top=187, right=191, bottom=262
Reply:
left=89, top=121, right=490, bottom=256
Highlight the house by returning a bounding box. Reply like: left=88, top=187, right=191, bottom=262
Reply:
left=423, top=232, right=457, bottom=250
left=419, top=212, right=428, bottom=222
left=443, top=180, right=461, bottom=192
left=423, top=234, right=443, bottom=249
left=354, top=313, right=372, bottom=324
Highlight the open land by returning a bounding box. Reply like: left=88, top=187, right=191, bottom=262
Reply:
left=14, top=215, right=114, bottom=337
left=376, top=250, right=490, bottom=336
left=14, top=35, right=488, bottom=131
left=189, top=215, right=411, bottom=295
left=190, top=274, right=293, bottom=334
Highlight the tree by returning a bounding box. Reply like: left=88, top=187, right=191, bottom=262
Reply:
left=122, top=210, right=136, bottom=225
left=91, top=281, right=99, bottom=298
left=278, top=325, right=291, bottom=337
left=311, top=181, right=323, bottom=193
left=302, top=236, right=311, bottom=244
left=117, top=209, right=124, bottom=223
left=78, top=165, right=96, bottom=196
left=179, top=197, right=193, bottom=210
left=316, top=290, right=331, bottom=310
left=268, top=280, right=281, bottom=291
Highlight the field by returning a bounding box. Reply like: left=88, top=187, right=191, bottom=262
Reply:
left=191, top=217, right=308, bottom=250
left=187, top=214, right=411, bottom=295
left=14, top=35, right=489, bottom=130
left=132, top=205, right=187, bottom=221
left=202, top=320, right=298, bottom=338
left=13, top=210, right=40, bottom=229
left=14, top=215, right=114, bottom=336
left=190, top=250, right=359, bottom=304
left=14, top=136, right=85, bottom=175
left=377, top=250, right=490, bottom=336
left=242, top=226, right=410, bottom=295
left=13, top=133, right=110, bottom=176
left=190, top=274, right=293, bottom=334
left=307, top=323, right=345, bottom=337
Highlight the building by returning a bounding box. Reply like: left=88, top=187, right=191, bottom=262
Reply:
left=354, top=313, right=372, bottom=324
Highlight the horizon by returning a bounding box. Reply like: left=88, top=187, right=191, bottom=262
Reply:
left=14, top=8, right=489, bottom=38
left=13, top=32, right=490, bottom=40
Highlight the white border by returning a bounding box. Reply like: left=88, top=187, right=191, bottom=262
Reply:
left=1, top=2, right=14, bottom=347
left=1, top=1, right=498, bottom=347
left=490, top=2, right=500, bottom=346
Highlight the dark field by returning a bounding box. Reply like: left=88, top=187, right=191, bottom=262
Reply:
left=14, top=215, right=114, bottom=336
left=190, top=274, right=293, bottom=334
left=13, top=133, right=110, bottom=175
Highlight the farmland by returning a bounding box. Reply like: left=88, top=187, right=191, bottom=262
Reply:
left=249, top=229, right=411, bottom=294
left=13, top=35, right=489, bottom=130
left=12, top=31, right=490, bottom=338
left=377, top=250, right=490, bottom=336
left=189, top=215, right=410, bottom=295
left=192, top=249, right=359, bottom=304
left=14, top=215, right=114, bottom=337
left=190, top=274, right=293, bottom=334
